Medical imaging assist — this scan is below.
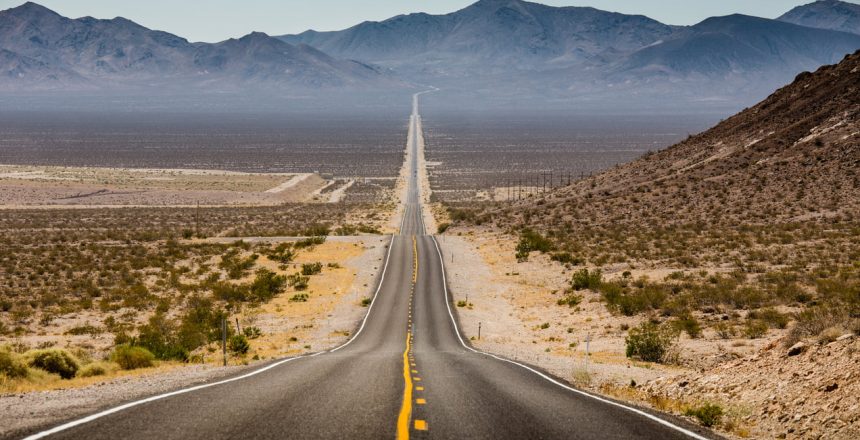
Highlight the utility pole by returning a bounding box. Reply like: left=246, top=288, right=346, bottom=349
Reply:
left=478, top=322, right=482, bottom=340
left=550, top=172, right=553, bottom=190
left=195, top=201, right=200, bottom=237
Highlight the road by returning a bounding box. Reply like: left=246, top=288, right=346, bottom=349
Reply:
left=22, top=93, right=717, bottom=440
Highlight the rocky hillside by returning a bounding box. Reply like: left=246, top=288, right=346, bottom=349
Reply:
left=499, top=49, right=859, bottom=229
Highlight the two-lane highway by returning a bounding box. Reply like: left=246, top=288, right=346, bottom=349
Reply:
left=21, top=92, right=718, bottom=440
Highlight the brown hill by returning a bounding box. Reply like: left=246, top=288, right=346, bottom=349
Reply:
left=505, top=49, right=859, bottom=230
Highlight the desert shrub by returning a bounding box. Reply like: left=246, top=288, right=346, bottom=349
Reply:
left=571, top=269, right=603, bottom=291
left=515, top=229, right=554, bottom=260
left=287, top=273, right=310, bottom=291
left=714, top=322, right=735, bottom=339
left=111, top=345, right=155, bottom=370
left=456, top=300, right=467, bottom=307
left=785, top=304, right=849, bottom=346
left=26, top=349, right=80, bottom=379
left=65, top=324, right=103, bottom=336
left=294, top=236, right=326, bottom=249
left=743, top=320, right=768, bottom=339
left=219, top=249, right=258, bottom=279
left=250, top=269, right=286, bottom=302
left=360, top=297, right=371, bottom=307
left=0, top=347, right=28, bottom=378
left=136, top=312, right=189, bottom=361
left=289, top=293, right=309, bottom=303
left=300, top=224, right=331, bottom=237
left=550, top=252, right=582, bottom=265
left=600, top=281, right=667, bottom=316
left=557, top=292, right=583, bottom=307
left=265, top=243, right=295, bottom=264
left=749, top=308, right=789, bottom=329
left=243, top=326, right=262, bottom=339
left=211, top=281, right=250, bottom=303
left=301, top=263, right=323, bottom=276
left=685, top=403, right=723, bottom=427
left=672, top=314, right=702, bottom=339
left=228, top=334, right=250, bottom=356
left=78, top=361, right=116, bottom=377
left=437, top=223, right=450, bottom=234
left=625, top=322, right=677, bottom=363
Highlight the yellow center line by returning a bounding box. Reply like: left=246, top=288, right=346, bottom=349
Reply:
left=396, top=331, right=413, bottom=440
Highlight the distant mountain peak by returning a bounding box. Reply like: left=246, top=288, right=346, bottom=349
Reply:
left=778, top=0, right=860, bottom=34
left=3, top=2, right=58, bottom=16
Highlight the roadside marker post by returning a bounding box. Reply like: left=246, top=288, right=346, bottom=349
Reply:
left=478, top=322, right=482, bottom=340
left=222, top=317, right=227, bottom=367
left=585, top=333, right=591, bottom=374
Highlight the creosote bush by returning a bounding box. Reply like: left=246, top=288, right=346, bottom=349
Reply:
left=0, top=347, right=28, bottom=378
left=111, top=345, right=155, bottom=370
left=515, top=229, right=553, bottom=260
left=625, top=322, right=677, bottom=363
left=228, top=334, right=250, bottom=356
left=685, top=403, right=724, bottom=427
left=26, top=349, right=80, bottom=379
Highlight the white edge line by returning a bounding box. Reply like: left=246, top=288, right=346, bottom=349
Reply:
left=429, top=236, right=711, bottom=440
left=329, top=234, right=395, bottom=352
left=24, top=234, right=397, bottom=440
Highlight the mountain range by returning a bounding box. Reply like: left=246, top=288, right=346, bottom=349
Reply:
left=1, top=0, right=860, bottom=109
left=0, top=2, right=395, bottom=92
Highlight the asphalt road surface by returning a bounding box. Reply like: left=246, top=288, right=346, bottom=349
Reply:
left=21, top=92, right=718, bottom=440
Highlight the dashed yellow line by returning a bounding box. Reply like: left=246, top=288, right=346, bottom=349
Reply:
left=414, top=420, right=428, bottom=431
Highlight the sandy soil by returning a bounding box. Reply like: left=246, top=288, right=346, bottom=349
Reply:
left=438, top=227, right=782, bottom=395
left=231, top=236, right=389, bottom=358
left=0, top=165, right=329, bottom=207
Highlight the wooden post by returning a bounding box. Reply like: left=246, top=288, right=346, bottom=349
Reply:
left=221, top=317, right=227, bottom=367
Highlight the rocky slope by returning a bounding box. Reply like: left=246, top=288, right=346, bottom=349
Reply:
left=645, top=334, right=859, bottom=439
left=497, top=49, right=860, bottom=228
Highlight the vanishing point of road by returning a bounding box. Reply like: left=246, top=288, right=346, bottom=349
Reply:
left=21, top=92, right=719, bottom=440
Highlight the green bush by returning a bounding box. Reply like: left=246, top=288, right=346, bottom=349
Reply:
left=749, top=308, right=789, bottom=329
left=289, top=293, right=309, bottom=303
left=250, top=269, right=286, bottom=302
left=243, top=326, right=262, bottom=339
left=571, top=269, right=603, bottom=291
left=672, top=314, right=702, bottom=339
left=685, top=403, right=724, bottom=427
left=287, top=273, right=310, bottom=291
left=111, top=345, right=155, bottom=370
left=515, top=229, right=554, bottom=260
left=26, top=349, right=80, bottom=379
left=0, top=347, right=28, bottom=378
left=625, top=322, right=676, bottom=363
left=294, top=236, right=326, bottom=249
left=301, top=263, right=323, bottom=276
left=743, top=320, right=768, bottom=339
left=437, top=223, right=450, bottom=234
left=265, top=243, right=295, bottom=264
left=78, top=361, right=116, bottom=377
left=550, top=252, right=583, bottom=265
left=228, top=335, right=250, bottom=356
left=557, top=292, right=583, bottom=307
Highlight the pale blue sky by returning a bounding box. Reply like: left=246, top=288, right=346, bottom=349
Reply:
left=1, top=0, right=854, bottom=42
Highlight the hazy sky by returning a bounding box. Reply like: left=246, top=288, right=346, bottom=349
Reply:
left=1, top=0, right=855, bottom=42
